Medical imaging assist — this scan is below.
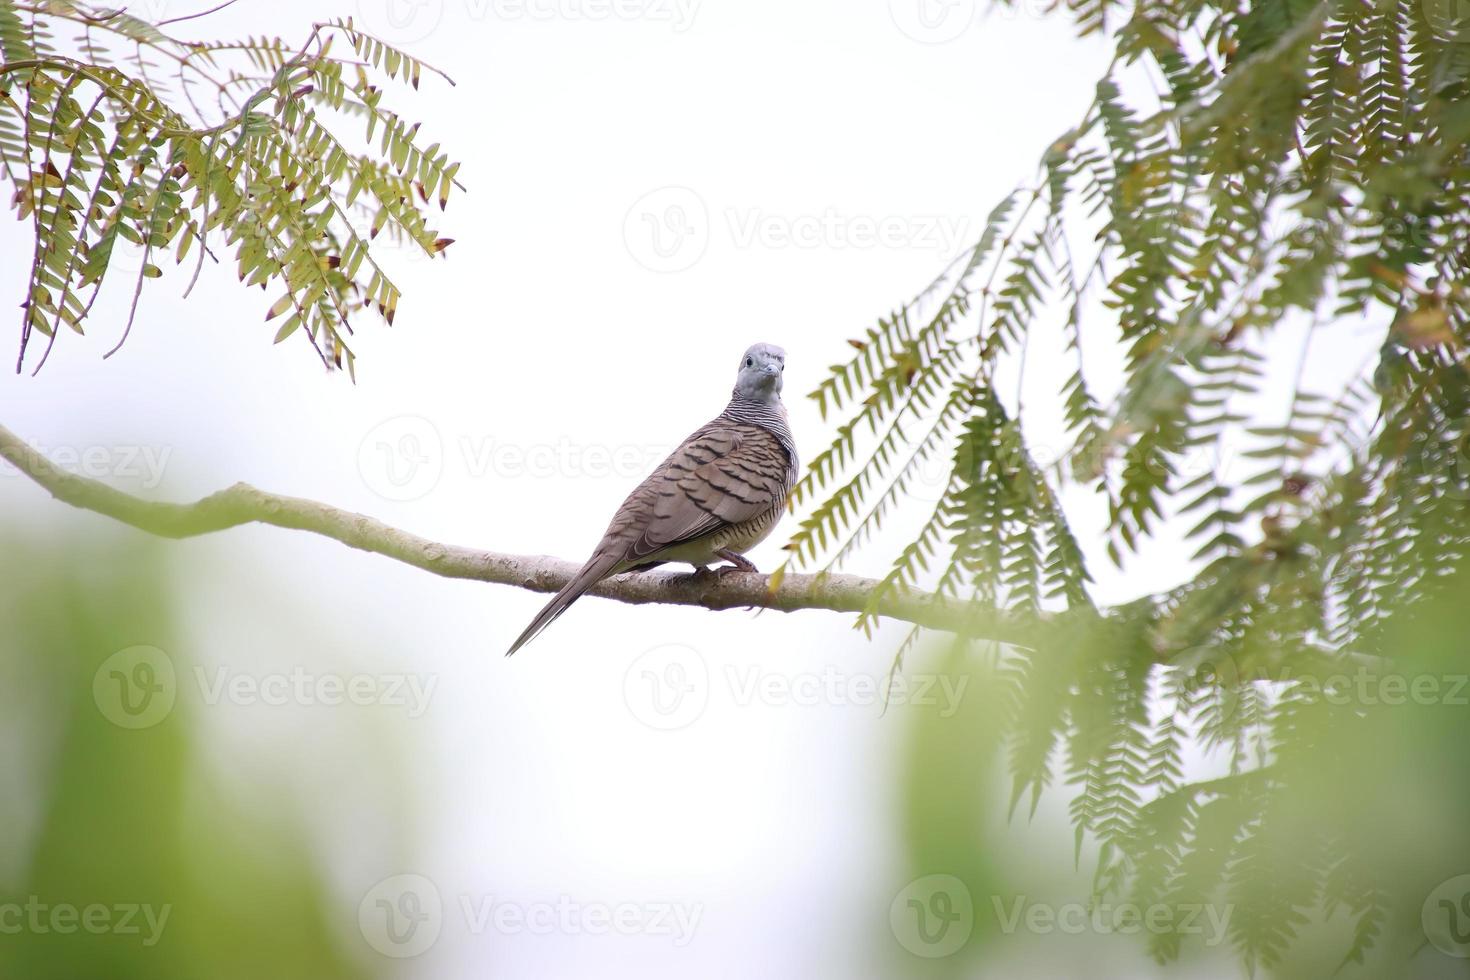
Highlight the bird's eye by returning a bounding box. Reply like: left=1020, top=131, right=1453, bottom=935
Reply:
left=745, top=357, right=753, bottom=368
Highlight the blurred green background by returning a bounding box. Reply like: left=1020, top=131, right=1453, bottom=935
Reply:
left=0, top=532, right=411, bottom=980
left=9, top=527, right=1470, bottom=978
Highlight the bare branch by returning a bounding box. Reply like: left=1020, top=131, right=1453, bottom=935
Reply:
left=0, top=423, right=1031, bottom=639
left=155, top=0, right=242, bottom=29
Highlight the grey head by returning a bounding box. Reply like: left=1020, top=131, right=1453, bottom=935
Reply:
left=731, top=343, right=786, bottom=404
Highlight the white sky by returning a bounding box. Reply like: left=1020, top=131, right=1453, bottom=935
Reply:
left=0, top=1, right=1372, bottom=976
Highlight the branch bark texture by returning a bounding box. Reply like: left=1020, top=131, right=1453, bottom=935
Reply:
left=0, top=423, right=1027, bottom=639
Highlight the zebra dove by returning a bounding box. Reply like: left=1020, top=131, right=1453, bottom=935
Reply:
left=505, top=343, right=798, bottom=656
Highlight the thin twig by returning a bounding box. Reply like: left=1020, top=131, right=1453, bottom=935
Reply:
left=102, top=240, right=151, bottom=359
left=156, top=0, right=242, bottom=29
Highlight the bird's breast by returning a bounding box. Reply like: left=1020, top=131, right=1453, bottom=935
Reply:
left=715, top=503, right=784, bottom=554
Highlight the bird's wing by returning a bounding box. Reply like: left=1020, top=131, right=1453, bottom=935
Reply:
left=505, top=418, right=790, bottom=657
left=612, top=419, right=791, bottom=562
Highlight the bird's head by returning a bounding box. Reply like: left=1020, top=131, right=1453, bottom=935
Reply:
left=732, top=343, right=786, bottom=403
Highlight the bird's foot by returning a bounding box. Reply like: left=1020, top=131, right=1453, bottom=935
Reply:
left=715, top=549, right=759, bottom=573
left=690, top=564, right=746, bottom=582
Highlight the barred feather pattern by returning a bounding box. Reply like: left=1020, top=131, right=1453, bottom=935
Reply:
left=505, top=388, right=797, bottom=656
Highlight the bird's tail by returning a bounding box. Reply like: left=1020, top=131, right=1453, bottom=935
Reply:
left=504, top=555, right=619, bottom=657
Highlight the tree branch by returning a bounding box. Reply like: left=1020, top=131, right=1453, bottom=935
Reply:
left=0, top=423, right=1029, bottom=639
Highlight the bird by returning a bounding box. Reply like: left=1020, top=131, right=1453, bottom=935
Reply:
left=505, top=342, right=799, bottom=656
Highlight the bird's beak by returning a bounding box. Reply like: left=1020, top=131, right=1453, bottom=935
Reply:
left=763, top=363, right=781, bottom=377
